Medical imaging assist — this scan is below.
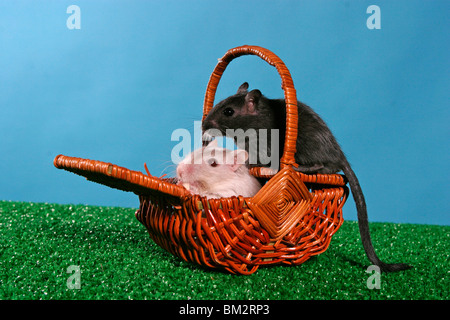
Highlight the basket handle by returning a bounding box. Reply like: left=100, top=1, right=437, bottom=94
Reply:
left=202, top=45, right=298, bottom=169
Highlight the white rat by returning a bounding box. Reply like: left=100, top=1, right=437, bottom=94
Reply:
left=176, top=140, right=262, bottom=199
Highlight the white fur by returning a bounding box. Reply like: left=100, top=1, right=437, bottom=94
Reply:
left=176, top=140, right=261, bottom=199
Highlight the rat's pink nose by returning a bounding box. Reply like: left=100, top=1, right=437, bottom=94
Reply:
left=176, top=163, right=185, bottom=178
left=177, top=162, right=193, bottom=179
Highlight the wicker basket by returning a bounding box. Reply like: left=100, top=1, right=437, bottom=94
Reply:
left=54, top=45, right=349, bottom=275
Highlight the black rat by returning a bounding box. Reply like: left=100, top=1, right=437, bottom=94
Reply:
left=202, top=82, right=411, bottom=272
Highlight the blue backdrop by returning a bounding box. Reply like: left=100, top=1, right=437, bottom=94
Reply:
left=1, top=0, right=448, bottom=225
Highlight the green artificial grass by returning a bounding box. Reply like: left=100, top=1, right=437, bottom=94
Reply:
left=0, top=200, right=448, bottom=300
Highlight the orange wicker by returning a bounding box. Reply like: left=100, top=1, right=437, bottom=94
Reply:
left=54, top=45, right=349, bottom=275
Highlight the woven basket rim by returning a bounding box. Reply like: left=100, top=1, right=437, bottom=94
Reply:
left=54, top=154, right=346, bottom=200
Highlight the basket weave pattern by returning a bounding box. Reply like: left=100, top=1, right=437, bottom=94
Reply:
left=54, top=45, right=348, bottom=275
left=135, top=171, right=347, bottom=275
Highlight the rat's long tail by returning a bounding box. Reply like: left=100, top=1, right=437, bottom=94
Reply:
left=341, top=159, right=412, bottom=272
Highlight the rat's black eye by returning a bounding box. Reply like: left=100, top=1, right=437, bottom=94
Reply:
left=208, top=159, right=218, bottom=167
left=222, top=107, right=234, bottom=117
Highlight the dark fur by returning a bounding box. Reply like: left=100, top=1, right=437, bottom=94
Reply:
left=202, top=82, right=411, bottom=272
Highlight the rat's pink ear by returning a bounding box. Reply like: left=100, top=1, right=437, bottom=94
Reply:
left=237, top=82, right=249, bottom=94
left=243, top=89, right=261, bottom=115
left=231, top=149, right=249, bottom=171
